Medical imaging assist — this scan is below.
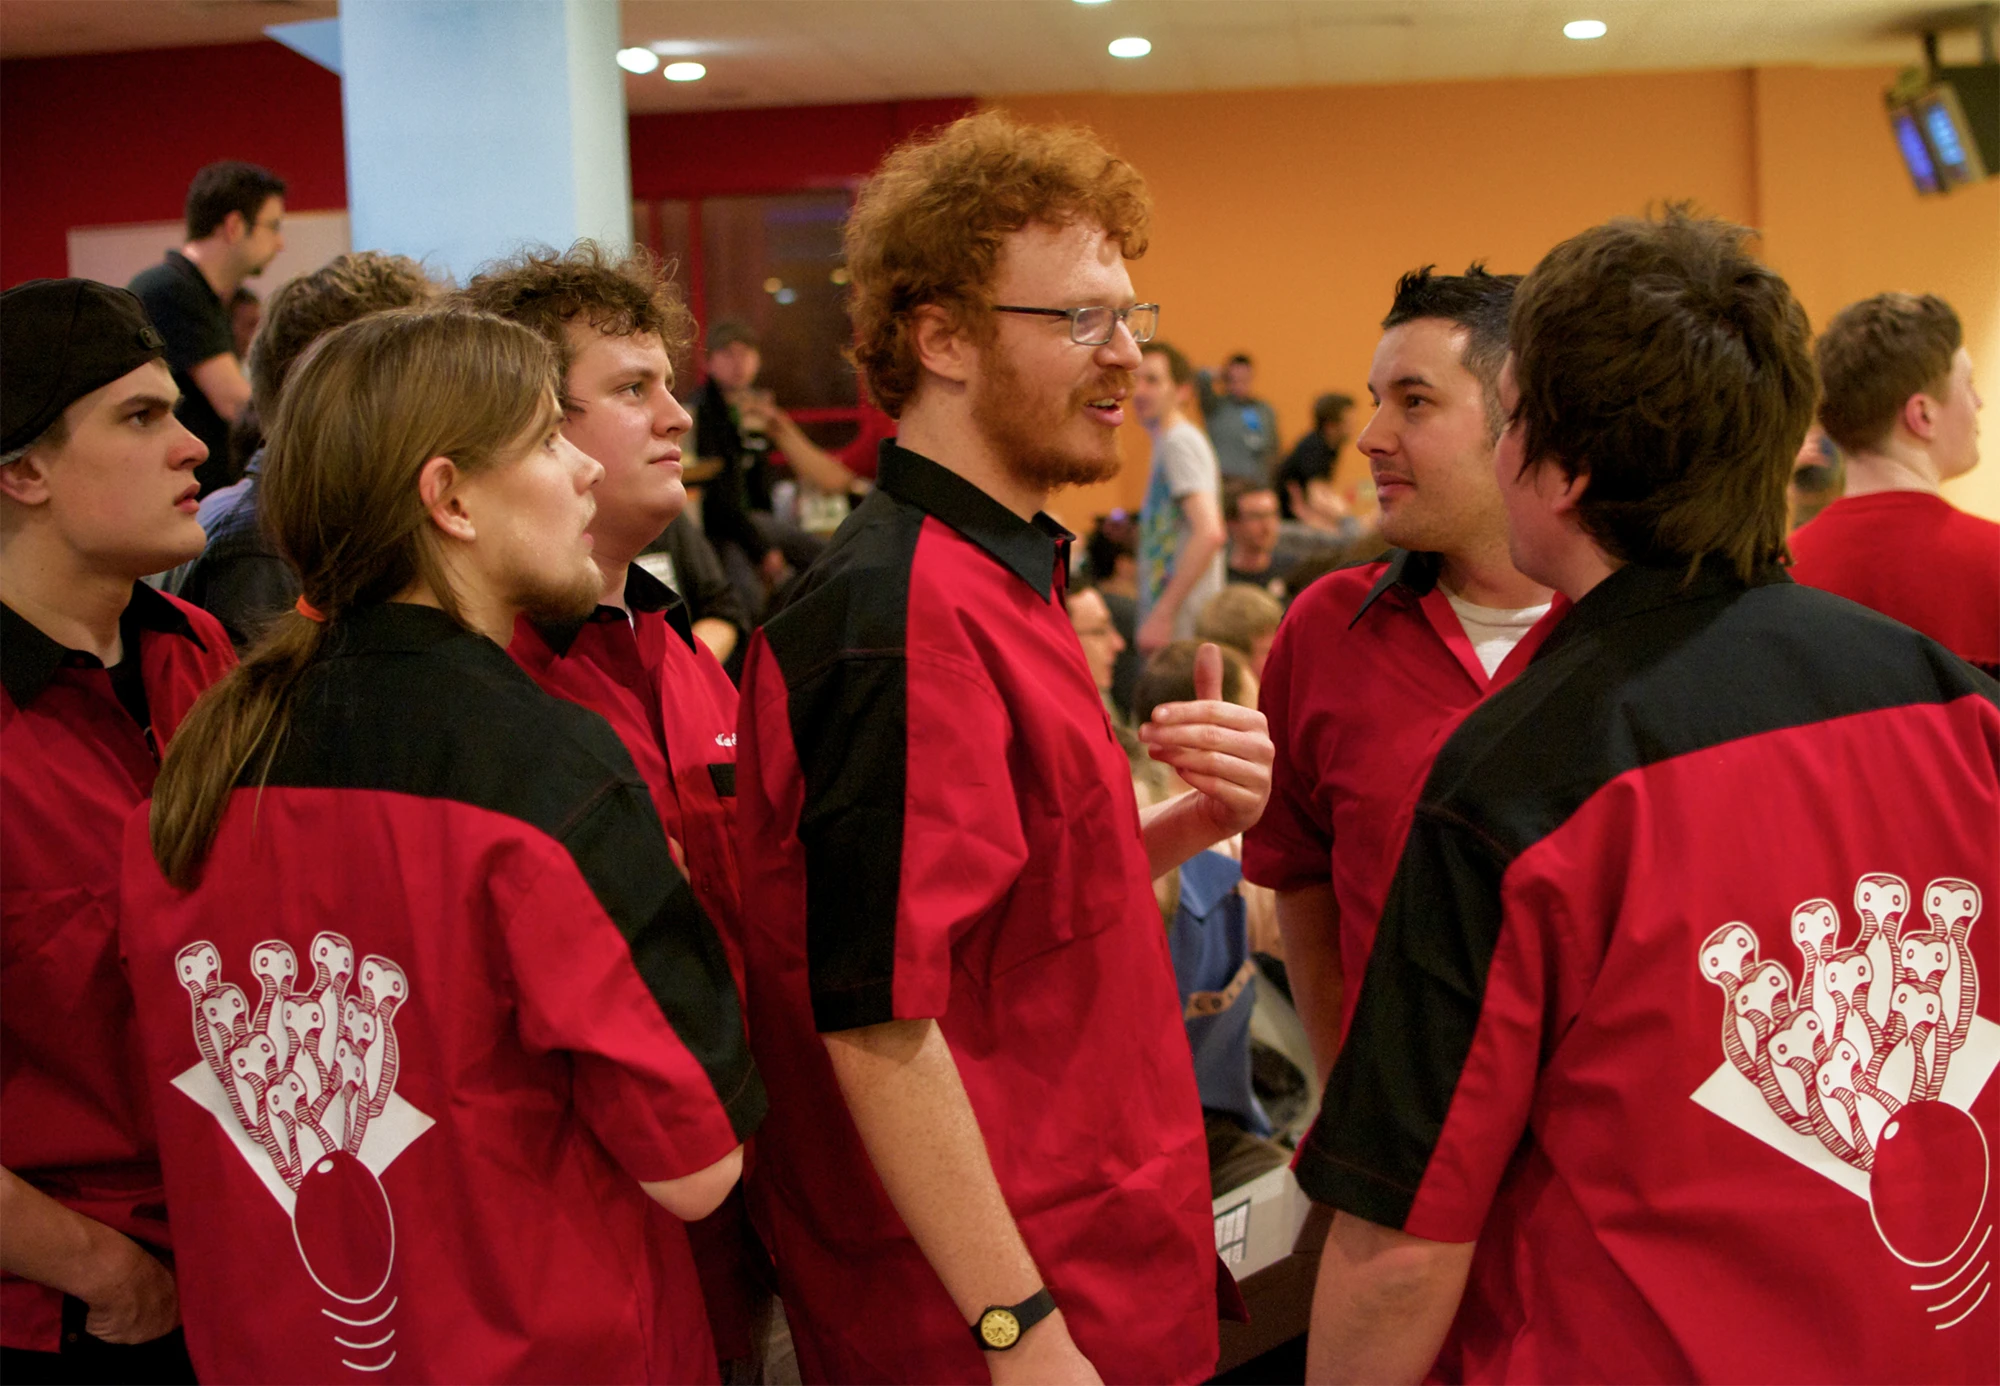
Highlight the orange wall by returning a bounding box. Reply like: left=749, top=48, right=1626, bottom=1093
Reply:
left=990, top=65, right=1999, bottom=532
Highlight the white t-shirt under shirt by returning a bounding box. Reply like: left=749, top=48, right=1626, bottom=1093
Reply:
left=1445, top=590, right=1554, bottom=678
left=1138, top=418, right=1224, bottom=640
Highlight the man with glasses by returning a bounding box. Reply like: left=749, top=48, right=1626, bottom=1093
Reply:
left=1133, top=338, right=1225, bottom=651
left=129, top=162, right=286, bottom=494
left=735, top=111, right=1274, bottom=1383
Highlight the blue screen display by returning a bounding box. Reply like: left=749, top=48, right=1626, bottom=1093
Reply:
left=1921, top=99, right=1971, bottom=174
left=1892, top=109, right=1941, bottom=193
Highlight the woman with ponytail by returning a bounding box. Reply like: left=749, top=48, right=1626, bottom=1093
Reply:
left=117, top=306, right=764, bottom=1384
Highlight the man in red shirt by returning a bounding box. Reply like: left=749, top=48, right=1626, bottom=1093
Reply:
left=462, top=242, right=768, bottom=1366
left=1790, top=292, right=1996, bottom=675
left=1244, top=266, right=1562, bottom=1085
left=1303, top=210, right=1997, bottom=1383
left=121, top=307, right=761, bottom=1382
left=1, top=280, right=236, bottom=1382
left=736, top=111, right=1274, bottom=1384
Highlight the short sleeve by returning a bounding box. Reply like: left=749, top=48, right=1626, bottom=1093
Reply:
left=1292, top=806, right=1545, bottom=1243
left=780, top=646, right=1028, bottom=1032
left=133, top=267, right=233, bottom=372
left=1163, top=430, right=1218, bottom=501
left=501, top=783, right=765, bottom=1182
left=1242, top=605, right=1335, bottom=892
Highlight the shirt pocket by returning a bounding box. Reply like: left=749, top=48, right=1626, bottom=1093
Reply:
left=979, top=775, right=1134, bottom=983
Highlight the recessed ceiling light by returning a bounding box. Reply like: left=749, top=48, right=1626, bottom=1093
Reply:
left=616, top=47, right=659, bottom=74
left=649, top=40, right=706, bottom=57
left=664, top=61, right=708, bottom=82
left=1073, top=0, right=1113, bottom=5
left=1108, top=36, right=1151, bottom=58
left=1563, top=19, right=1607, bottom=40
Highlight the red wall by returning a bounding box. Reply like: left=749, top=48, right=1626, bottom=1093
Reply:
left=1, top=43, right=347, bottom=286
left=0, top=39, right=969, bottom=287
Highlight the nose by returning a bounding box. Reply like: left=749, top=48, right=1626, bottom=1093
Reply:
left=658, top=389, right=693, bottom=437
left=566, top=436, right=605, bottom=491
left=169, top=417, right=207, bottom=471
left=1355, top=404, right=1391, bottom=460
left=1099, top=319, right=1144, bottom=371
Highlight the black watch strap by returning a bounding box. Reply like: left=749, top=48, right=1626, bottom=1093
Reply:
left=971, top=1287, right=1057, bottom=1351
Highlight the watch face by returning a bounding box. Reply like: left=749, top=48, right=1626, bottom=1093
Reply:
left=979, top=1309, right=1021, bottom=1350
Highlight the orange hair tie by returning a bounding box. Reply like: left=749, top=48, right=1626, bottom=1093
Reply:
left=294, top=595, right=327, bottom=623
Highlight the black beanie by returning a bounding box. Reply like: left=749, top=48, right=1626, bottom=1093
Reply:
left=2, top=279, right=167, bottom=453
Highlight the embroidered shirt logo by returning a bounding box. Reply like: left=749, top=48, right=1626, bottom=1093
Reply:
left=172, top=933, right=433, bottom=1372
left=1691, top=876, right=1994, bottom=1331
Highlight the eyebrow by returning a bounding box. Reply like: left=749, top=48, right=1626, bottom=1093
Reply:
left=119, top=391, right=182, bottom=414
left=1388, top=374, right=1437, bottom=392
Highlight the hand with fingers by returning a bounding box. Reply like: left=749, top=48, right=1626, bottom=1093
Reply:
left=1136, top=642, right=1274, bottom=840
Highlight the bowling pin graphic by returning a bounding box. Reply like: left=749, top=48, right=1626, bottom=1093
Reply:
left=1790, top=899, right=1842, bottom=1042
left=1699, top=923, right=1763, bottom=1085
left=309, top=933, right=354, bottom=1077
left=1853, top=874, right=1909, bottom=1036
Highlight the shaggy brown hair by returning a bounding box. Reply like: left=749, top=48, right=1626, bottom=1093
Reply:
left=1508, top=207, right=1815, bottom=582
left=844, top=110, right=1152, bottom=418
left=1815, top=292, right=1962, bottom=456
left=457, top=241, right=695, bottom=387
left=249, top=251, right=440, bottom=414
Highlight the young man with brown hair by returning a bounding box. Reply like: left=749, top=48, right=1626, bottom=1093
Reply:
left=1301, top=210, right=1998, bottom=1383
left=1, top=280, right=237, bottom=1383
left=173, top=251, right=441, bottom=650
left=735, top=111, right=1274, bottom=1384
left=1134, top=339, right=1225, bottom=651
left=1791, top=292, right=1994, bottom=675
left=459, top=241, right=768, bottom=1368
left=1243, top=264, right=1561, bottom=1089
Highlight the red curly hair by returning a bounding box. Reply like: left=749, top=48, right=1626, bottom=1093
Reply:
left=844, top=110, right=1152, bottom=418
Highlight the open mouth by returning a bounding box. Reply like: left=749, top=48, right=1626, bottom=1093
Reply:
left=1083, top=393, right=1126, bottom=427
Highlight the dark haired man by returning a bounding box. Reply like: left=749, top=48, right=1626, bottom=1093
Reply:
left=128, top=162, right=287, bottom=495
left=1200, top=352, right=1280, bottom=483
left=1, top=280, right=236, bottom=1382
left=1791, top=292, right=1994, bottom=675
left=172, top=252, right=440, bottom=650
left=1301, top=212, right=1998, bottom=1383
left=1276, top=392, right=1355, bottom=519
left=1223, top=481, right=1285, bottom=595
left=737, top=111, right=1273, bottom=1383
left=1244, top=265, right=1560, bottom=1089
left=1135, top=339, right=1224, bottom=651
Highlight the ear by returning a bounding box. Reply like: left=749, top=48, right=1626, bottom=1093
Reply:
left=1545, top=463, right=1590, bottom=517
left=1900, top=390, right=1937, bottom=443
left=909, top=305, right=974, bottom=387
left=417, top=456, right=476, bottom=542
left=0, top=449, right=55, bottom=507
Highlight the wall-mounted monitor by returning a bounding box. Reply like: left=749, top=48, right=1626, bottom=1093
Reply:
left=1884, top=61, right=1998, bottom=196
left=1917, top=81, right=1992, bottom=186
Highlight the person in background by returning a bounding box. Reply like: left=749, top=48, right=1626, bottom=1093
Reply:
left=1, top=279, right=237, bottom=1384
left=735, top=110, right=1273, bottom=1385
left=128, top=161, right=286, bottom=495
left=1244, top=264, right=1562, bottom=1090
left=637, top=512, right=749, bottom=670
left=1065, top=580, right=1130, bottom=730
left=1222, top=480, right=1287, bottom=598
left=1135, top=339, right=1225, bottom=652
left=1085, top=512, right=1144, bottom=720
left=1199, top=352, right=1280, bottom=484
left=1133, top=641, right=1291, bottom=1198
left=1787, top=423, right=1843, bottom=530
left=172, top=252, right=441, bottom=651
left=124, top=306, right=761, bottom=1383
left=1276, top=391, right=1355, bottom=513
left=1196, top=582, right=1283, bottom=680
left=1300, top=209, right=1996, bottom=1386
left=228, top=287, right=260, bottom=361
left=1789, top=291, right=1994, bottom=675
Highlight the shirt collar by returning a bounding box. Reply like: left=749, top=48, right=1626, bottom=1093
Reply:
left=533, top=562, right=698, bottom=657
left=1, top=581, right=204, bottom=708
left=1532, top=559, right=1791, bottom=663
left=1347, top=548, right=1443, bottom=628
left=876, top=442, right=1073, bottom=602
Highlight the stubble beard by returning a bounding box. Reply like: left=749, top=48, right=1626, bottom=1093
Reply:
left=971, top=343, right=1126, bottom=494
left=512, top=550, right=606, bottom=626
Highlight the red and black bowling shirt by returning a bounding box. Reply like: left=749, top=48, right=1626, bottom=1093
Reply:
left=1301, top=563, right=1999, bottom=1381
left=736, top=443, right=1218, bottom=1384
left=1244, top=550, right=1564, bottom=1039
left=510, top=564, right=744, bottom=976
left=1, top=584, right=235, bottom=1352
left=117, top=603, right=764, bottom=1384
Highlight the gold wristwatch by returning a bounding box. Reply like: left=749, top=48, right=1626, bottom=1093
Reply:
left=971, top=1288, right=1056, bottom=1350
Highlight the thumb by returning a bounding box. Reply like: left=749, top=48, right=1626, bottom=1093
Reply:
left=1193, top=642, right=1223, bottom=703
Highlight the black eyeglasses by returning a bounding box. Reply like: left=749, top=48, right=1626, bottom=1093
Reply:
left=991, top=303, right=1159, bottom=346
